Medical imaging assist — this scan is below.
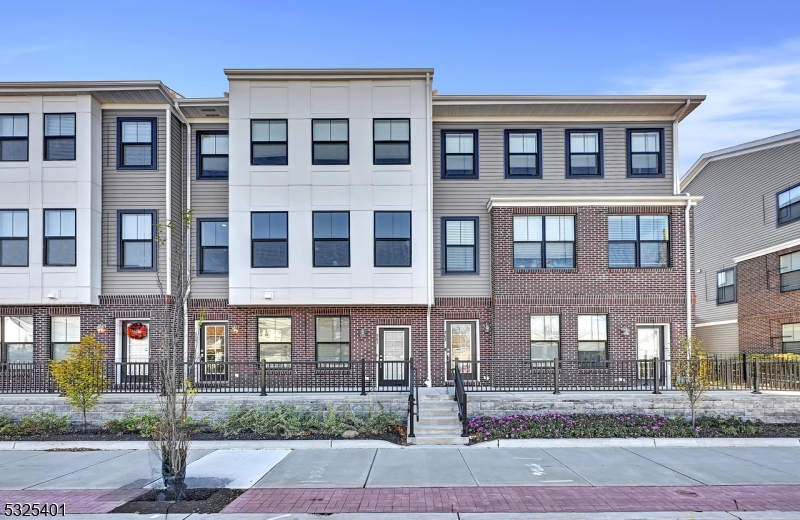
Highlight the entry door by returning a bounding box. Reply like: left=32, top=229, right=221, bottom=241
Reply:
left=201, top=323, right=227, bottom=381
left=447, top=321, right=477, bottom=381
left=378, top=328, right=409, bottom=386
left=121, top=320, right=150, bottom=380
left=636, top=326, right=664, bottom=380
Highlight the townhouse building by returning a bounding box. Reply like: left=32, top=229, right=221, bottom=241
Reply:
left=682, top=130, right=800, bottom=356
left=0, top=69, right=704, bottom=387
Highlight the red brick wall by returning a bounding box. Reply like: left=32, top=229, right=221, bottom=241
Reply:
left=738, top=244, right=800, bottom=353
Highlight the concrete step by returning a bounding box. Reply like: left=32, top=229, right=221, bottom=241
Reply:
left=413, top=425, right=463, bottom=435
left=414, top=416, right=462, bottom=425
left=408, top=434, right=470, bottom=446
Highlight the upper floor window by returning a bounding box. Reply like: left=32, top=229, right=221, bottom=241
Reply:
left=608, top=215, right=669, bottom=268
left=198, top=219, right=228, bottom=274
left=117, top=118, right=156, bottom=170
left=316, top=316, right=350, bottom=367
left=578, top=314, right=607, bottom=365
left=374, top=119, right=410, bottom=165
left=51, top=316, right=80, bottom=361
left=44, top=114, right=76, bottom=161
left=251, top=120, right=287, bottom=165
left=44, top=209, right=76, bottom=266
left=627, top=129, right=663, bottom=177
left=442, top=130, right=478, bottom=178
left=777, top=184, right=800, bottom=226
left=780, top=250, right=800, bottom=292
left=717, top=267, right=736, bottom=305
left=513, top=215, right=575, bottom=269
left=118, top=210, right=156, bottom=270
left=0, top=114, right=28, bottom=162
left=313, top=212, right=349, bottom=267
left=258, top=317, right=292, bottom=367
left=312, top=119, right=348, bottom=165
left=442, top=217, right=477, bottom=274
left=1, top=316, right=33, bottom=364
left=531, top=315, right=560, bottom=361
left=251, top=212, right=288, bottom=268
left=197, top=132, right=229, bottom=178
left=505, top=130, right=541, bottom=178
left=0, top=210, right=28, bottom=267
left=783, top=323, right=800, bottom=354
left=374, top=211, right=411, bottom=267
left=566, top=130, right=602, bottom=177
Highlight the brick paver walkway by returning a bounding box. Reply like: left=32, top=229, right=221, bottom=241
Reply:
left=223, top=485, right=800, bottom=514
left=0, top=489, right=144, bottom=514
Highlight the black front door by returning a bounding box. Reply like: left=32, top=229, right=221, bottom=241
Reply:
left=378, top=328, right=409, bottom=386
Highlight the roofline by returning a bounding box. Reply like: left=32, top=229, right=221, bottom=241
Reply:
left=434, top=94, right=706, bottom=104
left=681, top=128, right=800, bottom=190
left=175, top=97, right=229, bottom=106
left=0, top=80, right=179, bottom=102
left=487, top=195, right=702, bottom=211
left=733, top=237, right=800, bottom=264
left=224, top=68, right=435, bottom=80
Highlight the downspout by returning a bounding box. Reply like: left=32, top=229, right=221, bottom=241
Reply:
left=425, top=72, right=433, bottom=387
left=165, top=109, right=172, bottom=295
left=184, top=121, right=192, bottom=374
left=672, top=99, right=691, bottom=195
left=684, top=196, right=693, bottom=349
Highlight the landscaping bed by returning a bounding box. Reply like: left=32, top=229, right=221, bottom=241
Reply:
left=112, top=488, right=244, bottom=514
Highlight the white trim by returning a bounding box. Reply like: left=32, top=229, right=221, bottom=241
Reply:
left=185, top=117, right=229, bottom=124
left=696, top=319, right=738, bottom=328
left=487, top=195, right=702, bottom=210
left=733, top=238, right=800, bottom=263
left=99, top=103, right=172, bottom=110
left=165, top=109, right=172, bottom=296
left=443, top=319, right=481, bottom=382
left=432, top=116, right=680, bottom=123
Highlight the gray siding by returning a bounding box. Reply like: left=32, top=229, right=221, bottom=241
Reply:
left=101, top=110, right=168, bottom=295
left=190, top=123, right=229, bottom=299
left=696, top=322, right=739, bottom=356
left=171, top=115, right=186, bottom=295
left=432, top=121, right=675, bottom=298
left=685, top=141, right=800, bottom=325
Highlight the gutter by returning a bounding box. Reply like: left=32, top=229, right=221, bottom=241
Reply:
left=672, top=99, right=691, bottom=195
left=165, top=110, right=172, bottom=296
left=425, top=72, right=433, bottom=387
left=683, top=195, right=699, bottom=345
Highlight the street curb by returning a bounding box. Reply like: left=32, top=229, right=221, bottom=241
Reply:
left=469, top=437, right=800, bottom=448
left=0, top=439, right=403, bottom=451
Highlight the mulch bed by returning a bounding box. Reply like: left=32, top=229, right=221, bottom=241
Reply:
left=111, top=488, right=245, bottom=514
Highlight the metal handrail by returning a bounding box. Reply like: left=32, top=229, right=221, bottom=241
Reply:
left=407, top=358, right=417, bottom=438
left=452, top=361, right=469, bottom=437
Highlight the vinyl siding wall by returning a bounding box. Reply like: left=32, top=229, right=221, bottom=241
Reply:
left=696, top=322, right=739, bottom=357
left=171, top=114, right=186, bottom=296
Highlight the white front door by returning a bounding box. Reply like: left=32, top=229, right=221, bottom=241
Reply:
left=378, top=328, right=408, bottom=386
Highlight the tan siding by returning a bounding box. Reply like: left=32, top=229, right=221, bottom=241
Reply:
left=432, top=121, right=675, bottom=298
left=696, top=322, right=739, bottom=356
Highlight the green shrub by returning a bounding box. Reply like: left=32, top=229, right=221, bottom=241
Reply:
left=695, top=416, right=762, bottom=436
left=0, top=412, right=71, bottom=438
left=106, top=410, right=162, bottom=438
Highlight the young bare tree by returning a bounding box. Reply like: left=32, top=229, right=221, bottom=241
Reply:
left=674, top=336, right=711, bottom=427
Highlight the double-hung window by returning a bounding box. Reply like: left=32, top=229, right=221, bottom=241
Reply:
left=44, top=209, right=76, bottom=266
left=777, top=184, right=800, bottom=226
left=312, top=119, right=348, bottom=165
left=316, top=316, right=350, bottom=367
left=577, top=314, right=607, bottom=365
left=783, top=323, right=800, bottom=354
left=374, top=119, right=410, bottom=165
left=1, top=316, right=33, bottom=364
left=530, top=315, right=560, bottom=361
left=198, top=219, right=228, bottom=274
left=117, top=118, right=156, bottom=169
left=251, top=120, right=287, bottom=165
left=0, top=114, right=28, bottom=161
left=251, top=212, right=288, bottom=268
left=566, top=130, right=602, bottom=177
left=442, top=218, right=477, bottom=274
left=780, top=251, right=800, bottom=292
left=442, top=130, right=478, bottom=178
left=505, top=130, right=541, bottom=177
left=374, top=211, right=411, bottom=267
left=313, top=212, right=349, bottom=267
left=608, top=215, right=669, bottom=268
left=44, top=114, right=76, bottom=161
left=0, top=210, right=28, bottom=267
left=118, top=210, right=156, bottom=270
left=717, top=267, right=736, bottom=304
left=51, top=316, right=80, bottom=361
left=197, top=132, right=229, bottom=178
left=258, top=317, right=292, bottom=368
left=628, top=129, right=663, bottom=177
left=513, top=215, right=575, bottom=269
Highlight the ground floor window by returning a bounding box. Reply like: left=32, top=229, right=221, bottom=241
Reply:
left=258, top=317, right=292, bottom=368
left=577, top=314, right=607, bottom=365
left=783, top=323, right=800, bottom=354
left=51, top=316, right=80, bottom=361
left=316, top=316, right=350, bottom=367
left=2, top=316, right=34, bottom=363
left=530, top=315, right=559, bottom=361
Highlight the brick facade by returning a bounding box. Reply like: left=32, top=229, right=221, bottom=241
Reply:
left=738, top=243, right=800, bottom=353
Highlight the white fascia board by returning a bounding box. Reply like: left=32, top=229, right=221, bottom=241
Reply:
left=734, top=237, right=800, bottom=264
left=696, top=319, right=738, bottom=328
left=432, top=116, right=678, bottom=123
left=185, top=117, right=229, bottom=125
left=487, top=195, right=702, bottom=211
left=100, top=103, right=173, bottom=110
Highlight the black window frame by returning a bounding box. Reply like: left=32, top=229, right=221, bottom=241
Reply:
left=1, top=316, right=34, bottom=364
left=116, top=117, right=157, bottom=170
left=505, top=129, right=542, bottom=178
left=373, top=118, right=411, bottom=165
left=196, top=130, right=229, bottom=179
left=197, top=218, right=229, bottom=275
left=0, top=114, right=29, bottom=162
left=312, top=119, right=349, bottom=165
left=441, top=130, right=478, bottom=179
left=783, top=323, right=800, bottom=354
left=258, top=316, right=292, bottom=369
left=716, top=266, right=737, bottom=305
left=626, top=128, right=665, bottom=178
left=374, top=211, right=412, bottom=267
left=43, top=113, right=76, bottom=162
left=43, top=208, right=76, bottom=267
left=50, top=315, right=80, bottom=361
left=117, top=209, right=157, bottom=271
left=441, top=216, right=479, bottom=275
left=566, top=129, right=603, bottom=178
left=315, top=316, right=350, bottom=368
left=608, top=214, right=670, bottom=269
left=250, top=119, right=288, bottom=166
left=313, top=211, right=350, bottom=268
left=780, top=251, right=800, bottom=293
left=251, top=211, right=289, bottom=268
left=777, top=182, right=800, bottom=227
left=513, top=215, right=576, bottom=270
left=0, top=209, right=29, bottom=267
left=577, top=314, right=608, bottom=366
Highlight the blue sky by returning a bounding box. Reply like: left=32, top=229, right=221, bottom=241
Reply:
left=2, top=0, right=799, bottom=174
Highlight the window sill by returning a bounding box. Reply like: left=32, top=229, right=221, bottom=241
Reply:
left=608, top=267, right=673, bottom=272
left=626, top=173, right=666, bottom=179
left=514, top=268, right=576, bottom=273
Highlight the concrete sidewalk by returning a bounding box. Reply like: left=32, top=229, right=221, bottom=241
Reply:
left=47, top=513, right=800, bottom=519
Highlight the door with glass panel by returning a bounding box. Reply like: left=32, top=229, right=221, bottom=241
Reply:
left=636, top=326, right=664, bottom=382
left=121, top=320, right=150, bottom=381
left=447, top=321, right=476, bottom=380
left=201, top=323, right=227, bottom=381
left=378, top=328, right=409, bottom=386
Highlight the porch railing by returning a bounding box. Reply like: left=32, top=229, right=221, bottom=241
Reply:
left=452, top=362, right=469, bottom=437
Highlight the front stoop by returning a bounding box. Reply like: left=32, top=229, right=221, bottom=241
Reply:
left=408, top=393, right=469, bottom=445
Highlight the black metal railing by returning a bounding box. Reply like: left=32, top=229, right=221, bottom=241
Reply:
left=452, top=361, right=469, bottom=437
left=407, top=358, right=418, bottom=438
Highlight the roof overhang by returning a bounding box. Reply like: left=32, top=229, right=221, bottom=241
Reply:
left=0, top=80, right=181, bottom=105
left=733, top=237, right=800, bottom=264
left=487, top=195, right=702, bottom=211
left=175, top=97, right=229, bottom=119
left=224, top=68, right=435, bottom=81
left=681, top=128, right=800, bottom=190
